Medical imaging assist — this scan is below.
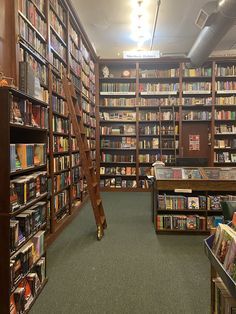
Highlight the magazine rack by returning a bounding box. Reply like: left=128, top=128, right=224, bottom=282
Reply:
left=204, top=232, right=236, bottom=299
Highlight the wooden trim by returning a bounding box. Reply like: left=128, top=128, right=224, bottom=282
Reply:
left=101, top=187, right=151, bottom=192
left=0, top=93, right=10, bottom=312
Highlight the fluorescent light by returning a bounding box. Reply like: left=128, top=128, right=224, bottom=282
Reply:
left=130, top=0, right=151, bottom=45
left=219, top=0, right=225, bottom=6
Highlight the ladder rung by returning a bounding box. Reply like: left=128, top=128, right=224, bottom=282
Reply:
left=97, top=199, right=102, bottom=206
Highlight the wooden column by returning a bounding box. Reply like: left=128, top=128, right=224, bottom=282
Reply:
left=0, top=0, right=18, bottom=84
left=0, top=90, right=10, bottom=313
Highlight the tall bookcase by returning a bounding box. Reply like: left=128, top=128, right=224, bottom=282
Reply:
left=0, top=0, right=98, bottom=312
left=11, top=0, right=98, bottom=240
left=0, top=87, right=48, bottom=313
left=98, top=58, right=236, bottom=191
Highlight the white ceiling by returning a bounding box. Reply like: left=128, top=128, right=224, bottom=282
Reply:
left=71, top=0, right=236, bottom=59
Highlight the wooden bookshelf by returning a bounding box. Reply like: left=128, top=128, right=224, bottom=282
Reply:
left=152, top=166, right=236, bottom=234
left=98, top=58, right=236, bottom=191
left=0, top=87, right=48, bottom=313
left=0, top=0, right=98, bottom=312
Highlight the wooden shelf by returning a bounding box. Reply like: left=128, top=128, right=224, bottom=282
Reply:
left=100, top=134, right=136, bottom=137
left=19, top=40, right=47, bottom=64
left=182, top=90, right=211, bottom=95
left=100, top=187, right=149, bottom=192
left=53, top=151, right=70, bottom=156
left=10, top=164, right=46, bottom=177
left=10, top=193, right=48, bottom=217
left=50, top=47, right=67, bottom=65
left=54, top=185, right=70, bottom=196
left=100, top=106, right=136, bottom=110
left=100, top=147, right=136, bottom=150
left=50, top=25, right=67, bottom=47
left=100, top=77, right=136, bottom=81
left=182, top=76, right=212, bottom=80
left=156, top=209, right=207, bottom=212
left=10, top=222, right=47, bottom=257
left=53, top=131, right=69, bottom=137
left=100, top=161, right=136, bottom=165
left=216, top=90, right=236, bottom=94
left=100, top=174, right=137, bottom=177
left=140, top=91, right=178, bottom=96
left=100, top=92, right=136, bottom=96
left=18, top=11, right=47, bottom=43
left=30, top=0, right=46, bottom=20
left=52, top=111, right=69, bottom=119
left=139, top=76, right=179, bottom=82
left=53, top=168, right=70, bottom=175
left=49, top=3, right=67, bottom=29
left=10, top=123, right=48, bottom=132
left=156, top=229, right=208, bottom=234
left=51, top=89, right=66, bottom=100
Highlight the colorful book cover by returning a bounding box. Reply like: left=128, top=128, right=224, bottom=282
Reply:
left=216, top=228, right=235, bottom=264
left=188, top=197, right=199, bottom=210
left=223, top=237, right=236, bottom=281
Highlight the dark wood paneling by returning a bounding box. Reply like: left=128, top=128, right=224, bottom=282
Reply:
left=182, top=122, right=210, bottom=160
left=0, top=0, right=17, bottom=82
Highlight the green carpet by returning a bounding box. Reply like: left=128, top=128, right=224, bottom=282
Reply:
left=31, top=192, right=210, bottom=314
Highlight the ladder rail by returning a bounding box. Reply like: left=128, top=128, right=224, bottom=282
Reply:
left=62, top=74, right=107, bottom=240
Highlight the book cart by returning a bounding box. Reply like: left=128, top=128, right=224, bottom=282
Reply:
left=152, top=167, right=236, bottom=234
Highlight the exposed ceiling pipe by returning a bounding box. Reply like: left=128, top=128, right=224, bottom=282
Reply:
left=150, top=0, right=161, bottom=50
left=188, top=0, right=236, bottom=66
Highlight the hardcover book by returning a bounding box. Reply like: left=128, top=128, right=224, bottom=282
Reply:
left=19, top=61, right=35, bottom=97
left=188, top=197, right=199, bottom=209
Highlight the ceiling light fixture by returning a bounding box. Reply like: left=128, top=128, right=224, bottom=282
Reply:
left=130, top=0, right=151, bottom=47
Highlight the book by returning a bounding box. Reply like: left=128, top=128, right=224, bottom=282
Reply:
left=188, top=197, right=199, bottom=209
left=34, top=144, right=46, bottom=166
left=214, top=224, right=236, bottom=264
left=10, top=98, right=24, bottom=125
left=223, top=237, right=236, bottom=281
left=10, top=294, right=17, bottom=314
left=19, top=61, right=35, bottom=96
left=16, top=144, right=34, bottom=169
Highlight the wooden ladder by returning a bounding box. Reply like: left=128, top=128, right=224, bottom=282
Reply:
left=62, top=75, right=107, bottom=240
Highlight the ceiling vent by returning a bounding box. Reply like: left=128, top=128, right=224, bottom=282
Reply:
left=188, top=0, right=236, bottom=66
left=195, top=9, right=209, bottom=29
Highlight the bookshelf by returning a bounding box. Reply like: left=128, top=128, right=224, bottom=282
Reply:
left=152, top=166, right=236, bottom=234
left=0, top=0, right=98, bottom=311
left=0, top=87, right=48, bottom=313
left=99, top=61, right=138, bottom=190
left=11, top=0, right=98, bottom=237
left=98, top=58, right=236, bottom=191
left=214, top=60, right=236, bottom=166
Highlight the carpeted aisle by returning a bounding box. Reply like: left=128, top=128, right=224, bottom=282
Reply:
left=31, top=192, right=210, bottom=314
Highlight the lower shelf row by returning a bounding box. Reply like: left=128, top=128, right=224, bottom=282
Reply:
left=156, top=214, right=223, bottom=231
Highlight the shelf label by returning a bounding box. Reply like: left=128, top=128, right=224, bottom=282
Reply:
left=174, top=189, right=192, bottom=193
left=123, top=50, right=160, bottom=59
